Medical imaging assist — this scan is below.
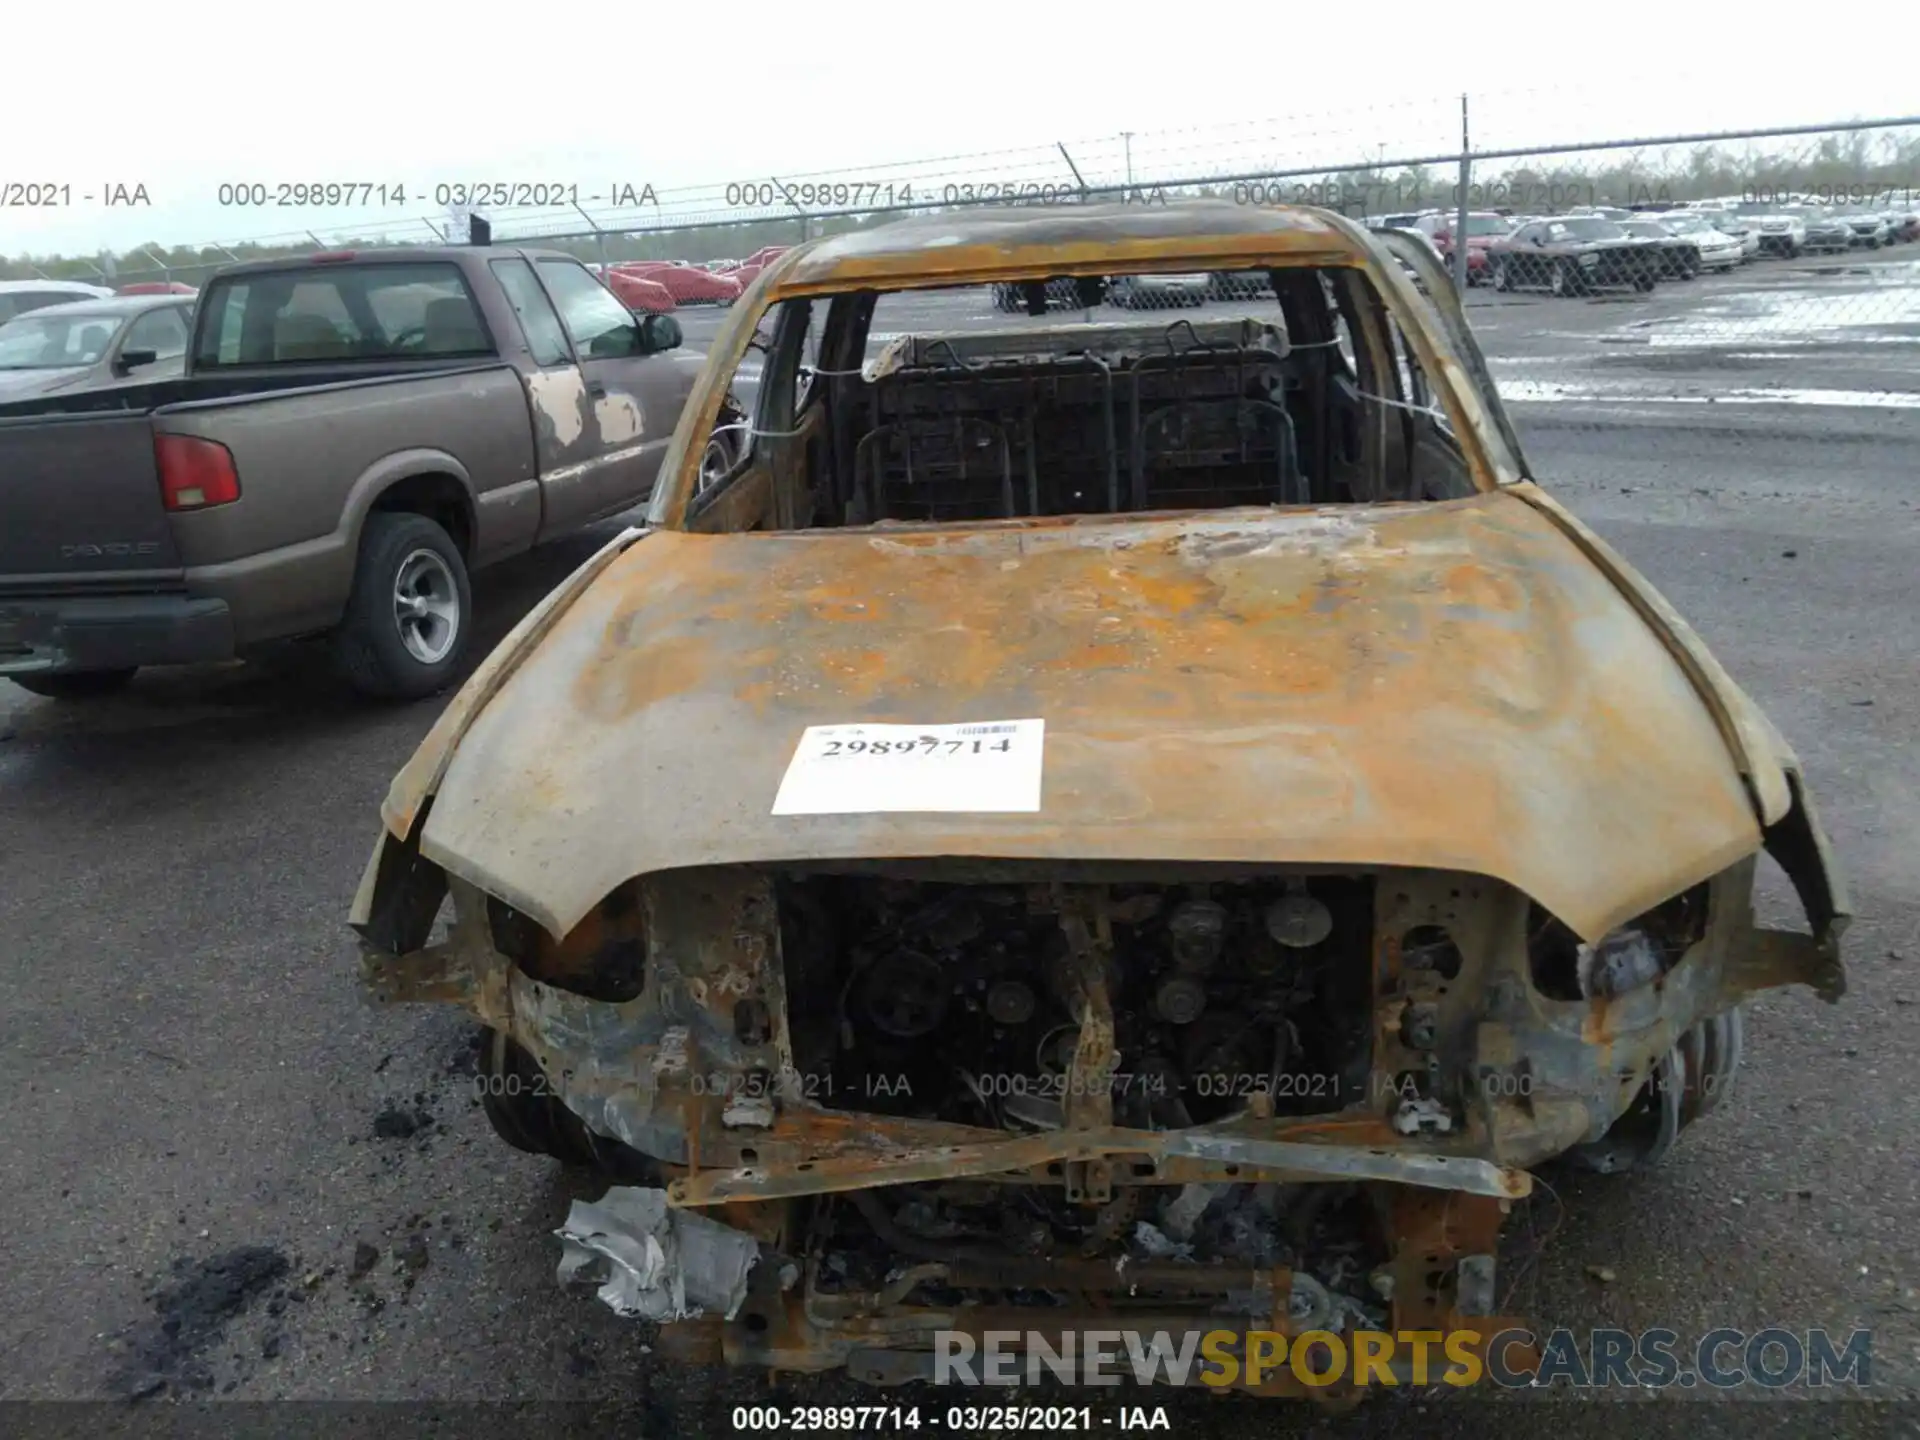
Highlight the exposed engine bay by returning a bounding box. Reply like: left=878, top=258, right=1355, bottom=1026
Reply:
left=358, top=844, right=1813, bottom=1390
left=770, top=874, right=1395, bottom=1335
left=778, top=875, right=1374, bottom=1132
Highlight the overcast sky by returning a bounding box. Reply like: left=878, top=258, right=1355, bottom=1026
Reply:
left=5, top=1, right=1916, bottom=257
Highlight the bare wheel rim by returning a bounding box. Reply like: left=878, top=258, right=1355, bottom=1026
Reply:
left=699, top=429, right=737, bottom=493
left=392, top=548, right=460, bottom=665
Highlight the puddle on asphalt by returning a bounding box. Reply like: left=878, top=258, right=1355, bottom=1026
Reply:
left=1498, top=379, right=1920, bottom=408
left=1632, top=275, right=1920, bottom=348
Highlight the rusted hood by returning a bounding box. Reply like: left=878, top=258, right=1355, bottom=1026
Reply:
left=415, top=491, right=1770, bottom=943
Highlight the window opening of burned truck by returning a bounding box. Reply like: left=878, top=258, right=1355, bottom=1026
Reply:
left=684, top=262, right=1480, bottom=533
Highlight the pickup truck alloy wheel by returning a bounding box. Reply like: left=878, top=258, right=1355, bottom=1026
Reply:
left=700, top=428, right=741, bottom=493
left=1492, top=258, right=1511, bottom=291
left=334, top=511, right=472, bottom=701
left=393, top=549, right=460, bottom=665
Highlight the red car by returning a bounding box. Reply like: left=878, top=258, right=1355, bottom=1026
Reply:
left=611, top=262, right=742, bottom=306
left=1415, top=212, right=1513, bottom=284
left=732, top=245, right=793, bottom=290
left=603, top=270, right=677, bottom=313
left=115, top=281, right=199, bottom=296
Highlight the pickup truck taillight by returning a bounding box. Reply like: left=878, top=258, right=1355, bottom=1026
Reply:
left=156, top=434, right=241, bottom=511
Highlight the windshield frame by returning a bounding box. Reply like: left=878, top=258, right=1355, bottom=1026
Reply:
left=646, top=232, right=1531, bottom=531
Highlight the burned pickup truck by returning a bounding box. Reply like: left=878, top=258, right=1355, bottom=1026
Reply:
left=353, top=203, right=1848, bottom=1398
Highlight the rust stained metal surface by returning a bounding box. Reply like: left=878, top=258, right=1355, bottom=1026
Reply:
left=360, top=859, right=1806, bottom=1198
left=767, top=203, right=1355, bottom=294
left=414, top=488, right=1765, bottom=947
left=379, top=524, right=643, bottom=841
left=664, top=1126, right=1531, bottom=1208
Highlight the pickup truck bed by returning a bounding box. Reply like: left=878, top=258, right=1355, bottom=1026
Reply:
left=0, top=243, right=701, bottom=700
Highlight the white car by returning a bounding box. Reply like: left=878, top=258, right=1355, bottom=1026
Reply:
left=1652, top=213, right=1744, bottom=272
left=1677, top=203, right=1764, bottom=260
left=1717, top=200, right=1808, bottom=256
left=1376, top=213, right=1444, bottom=258
left=0, top=278, right=115, bottom=324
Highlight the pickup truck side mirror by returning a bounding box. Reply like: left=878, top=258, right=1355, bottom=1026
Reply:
left=114, top=348, right=159, bottom=374
left=639, top=313, right=683, bottom=354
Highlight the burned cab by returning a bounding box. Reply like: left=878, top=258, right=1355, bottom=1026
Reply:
left=352, top=203, right=1847, bottom=1398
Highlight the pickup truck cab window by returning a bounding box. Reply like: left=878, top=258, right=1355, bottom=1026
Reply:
left=534, top=260, right=642, bottom=359
left=488, top=258, right=572, bottom=367
left=192, top=262, right=493, bottom=367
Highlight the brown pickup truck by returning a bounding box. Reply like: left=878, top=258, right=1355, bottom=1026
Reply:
left=0, top=244, right=710, bottom=700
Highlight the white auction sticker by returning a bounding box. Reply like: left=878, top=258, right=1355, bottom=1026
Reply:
left=771, top=719, right=1045, bottom=816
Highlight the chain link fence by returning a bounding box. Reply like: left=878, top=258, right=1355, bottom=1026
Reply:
left=6, top=114, right=1915, bottom=413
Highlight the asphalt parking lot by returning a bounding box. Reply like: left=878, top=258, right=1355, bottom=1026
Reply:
left=2, top=253, right=1918, bottom=1438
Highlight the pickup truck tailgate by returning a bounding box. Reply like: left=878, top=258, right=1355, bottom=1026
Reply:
left=0, top=414, right=183, bottom=588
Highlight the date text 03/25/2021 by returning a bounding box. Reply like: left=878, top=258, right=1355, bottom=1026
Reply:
left=730, top=1405, right=1171, bottom=1432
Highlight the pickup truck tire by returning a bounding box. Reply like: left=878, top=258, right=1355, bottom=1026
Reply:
left=334, top=512, right=472, bottom=701
left=11, top=667, right=137, bottom=700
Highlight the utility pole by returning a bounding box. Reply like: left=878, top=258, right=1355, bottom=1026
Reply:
left=1122, top=132, right=1135, bottom=188
left=1453, top=94, right=1472, bottom=295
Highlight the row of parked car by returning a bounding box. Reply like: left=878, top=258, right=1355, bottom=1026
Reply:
left=1380, top=195, right=1919, bottom=297
left=0, top=279, right=204, bottom=401
left=972, top=192, right=1920, bottom=313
